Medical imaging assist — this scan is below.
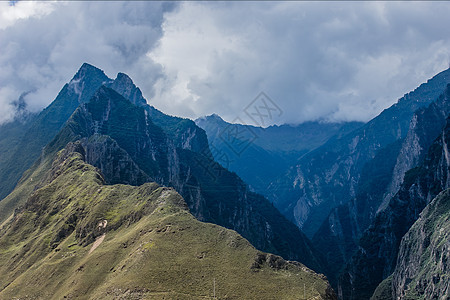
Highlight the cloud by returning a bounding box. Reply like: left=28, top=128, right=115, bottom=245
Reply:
left=0, top=1, right=174, bottom=124
left=1, top=1, right=450, bottom=125
left=0, top=1, right=56, bottom=30
left=149, top=2, right=450, bottom=125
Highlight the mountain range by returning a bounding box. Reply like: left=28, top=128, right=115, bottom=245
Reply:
left=196, top=68, right=450, bottom=299
left=1, top=62, right=450, bottom=299
left=0, top=63, right=335, bottom=299
left=195, top=114, right=363, bottom=196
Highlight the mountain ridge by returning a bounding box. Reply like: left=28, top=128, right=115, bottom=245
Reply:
left=0, top=63, right=325, bottom=273
left=0, top=140, right=336, bottom=299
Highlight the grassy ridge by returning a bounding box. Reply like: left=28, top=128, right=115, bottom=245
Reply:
left=0, top=144, right=335, bottom=299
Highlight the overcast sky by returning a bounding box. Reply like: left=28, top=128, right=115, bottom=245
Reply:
left=1, top=1, right=450, bottom=126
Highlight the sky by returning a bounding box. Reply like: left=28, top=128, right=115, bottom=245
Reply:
left=1, top=1, right=450, bottom=126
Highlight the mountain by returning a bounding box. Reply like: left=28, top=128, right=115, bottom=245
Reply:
left=0, top=141, right=336, bottom=299
left=312, top=138, right=403, bottom=286
left=0, top=63, right=324, bottom=272
left=195, top=114, right=363, bottom=195
left=339, top=108, right=450, bottom=299
left=313, top=82, right=450, bottom=287
left=267, top=68, right=450, bottom=239
left=0, top=113, right=37, bottom=198
left=0, top=63, right=110, bottom=202
left=371, top=189, right=450, bottom=300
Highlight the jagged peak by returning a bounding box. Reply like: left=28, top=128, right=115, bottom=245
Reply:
left=79, top=62, right=103, bottom=74
left=71, top=63, right=109, bottom=83
left=209, top=113, right=223, bottom=120
left=115, top=72, right=134, bottom=84
left=107, top=72, right=147, bottom=107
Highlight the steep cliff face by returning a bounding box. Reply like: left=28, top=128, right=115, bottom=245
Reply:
left=383, top=84, right=450, bottom=209
left=81, top=135, right=151, bottom=186
left=0, top=144, right=336, bottom=300
left=268, top=68, right=450, bottom=238
left=106, top=72, right=147, bottom=107
left=107, top=71, right=210, bottom=156
left=390, top=189, right=450, bottom=299
left=312, top=140, right=403, bottom=286
left=339, top=115, right=450, bottom=300
left=315, top=84, right=450, bottom=288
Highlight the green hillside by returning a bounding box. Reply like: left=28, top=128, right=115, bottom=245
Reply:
left=0, top=142, right=335, bottom=299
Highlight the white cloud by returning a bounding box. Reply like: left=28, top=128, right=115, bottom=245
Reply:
left=1, top=1, right=450, bottom=126
left=0, top=1, right=56, bottom=30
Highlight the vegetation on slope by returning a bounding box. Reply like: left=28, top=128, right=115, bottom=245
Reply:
left=0, top=142, right=336, bottom=299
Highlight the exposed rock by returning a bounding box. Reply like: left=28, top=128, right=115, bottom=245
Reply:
left=316, top=83, right=450, bottom=292
left=0, top=63, right=109, bottom=203
left=390, top=189, right=450, bottom=299
left=383, top=84, right=450, bottom=211
left=339, top=113, right=450, bottom=299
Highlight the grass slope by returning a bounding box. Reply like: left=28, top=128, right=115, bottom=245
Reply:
left=0, top=143, right=335, bottom=299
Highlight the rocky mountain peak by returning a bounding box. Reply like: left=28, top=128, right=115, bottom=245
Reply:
left=207, top=113, right=224, bottom=121
left=107, top=72, right=147, bottom=107
left=115, top=72, right=133, bottom=84
left=67, top=63, right=110, bottom=105
left=71, top=63, right=108, bottom=83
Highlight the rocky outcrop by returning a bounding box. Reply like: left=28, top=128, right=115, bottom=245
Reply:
left=106, top=70, right=210, bottom=156
left=106, top=72, right=146, bottom=107
left=81, top=135, right=151, bottom=186
left=383, top=84, right=450, bottom=210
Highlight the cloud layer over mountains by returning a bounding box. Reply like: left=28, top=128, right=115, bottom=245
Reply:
left=1, top=1, right=450, bottom=125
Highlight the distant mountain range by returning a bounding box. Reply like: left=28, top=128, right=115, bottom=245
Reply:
left=196, top=114, right=363, bottom=196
